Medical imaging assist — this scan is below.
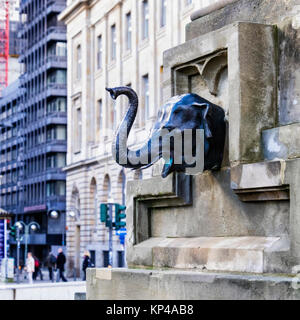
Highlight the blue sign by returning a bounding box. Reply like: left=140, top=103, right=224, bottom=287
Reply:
left=116, top=228, right=127, bottom=245
left=0, top=220, right=5, bottom=260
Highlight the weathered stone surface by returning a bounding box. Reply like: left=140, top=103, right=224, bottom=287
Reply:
left=231, top=161, right=287, bottom=190
left=163, top=22, right=277, bottom=164
left=126, top=168, right=291, bottom=273
left=186, top=0, right=300, bottom=126
left=135, top=236, right=282, bottom=273
left=263, top=124, right=300, bottom=161
left=86, top=268, right=300, bottom=300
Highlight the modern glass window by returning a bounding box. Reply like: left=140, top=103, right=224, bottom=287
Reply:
left=47, top=98, right=67, bottom=113
left=46, top=153, right=66, bottom=169
left=76, top=45, right=82, bottom=80
left=46, top=181, right=66, bottom=196
left=46, top=125, right=67, bottom=141
left=47, top=70, right=67, bottom=84
left=125, top=12, right=132, bottom=51
left=111, top=24, right=117, bottom=61
left=97, top=35, right=102, bottom=69
left=57, top=42, right=67, bottom=56
left=143, top=74, right=149, bottom=120
left=142, top=0, right=149, bottom=40
left=49, top=42, right=67, bottom=57
left=160, top=0, right=167, bottom=27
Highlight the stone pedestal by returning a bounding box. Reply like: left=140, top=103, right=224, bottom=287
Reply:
left=87, top=268, right=300, bottom=300
left=87, top=0, right=300, bottom=300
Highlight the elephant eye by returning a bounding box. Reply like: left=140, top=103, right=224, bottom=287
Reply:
left=173, top=107, right=183, bottom=115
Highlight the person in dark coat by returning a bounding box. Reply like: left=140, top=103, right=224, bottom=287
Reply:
left=46, top=252, right=57, bottom=282
left=33, top=256, right=43, bottom=281
left=56, top=248, right=67, bottom=282
left=82, top=251, right=92, bottom=281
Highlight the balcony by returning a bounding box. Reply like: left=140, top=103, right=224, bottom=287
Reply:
left=46, top=55, right=67, bottom=70
left=47, top=0, right=66, bottom=14
left=46, top=83, right=67, bottom=97
left=47, top=26, right=66, bottom=42
left=46, top=112, right=67, bottom=126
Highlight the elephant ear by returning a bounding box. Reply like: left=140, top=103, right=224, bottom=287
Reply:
left=193, top=102, right=213, bottom=138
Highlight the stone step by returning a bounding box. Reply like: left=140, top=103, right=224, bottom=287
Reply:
left=133, top=236, right=285, bottom=273
left=87, top=268, right=300, bottom=300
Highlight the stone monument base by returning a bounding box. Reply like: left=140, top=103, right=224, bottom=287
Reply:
left=86, top=268, right=300, bottom=300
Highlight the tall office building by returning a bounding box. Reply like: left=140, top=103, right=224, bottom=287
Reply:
left=2, top=0, right=68, bottom=263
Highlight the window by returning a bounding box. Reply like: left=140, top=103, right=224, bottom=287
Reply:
left=47, top=98, right=67, bottom=113
left=125, top=12, right=132, bottom=51
left=142, top=74, right=149, bottom=120
left=56, top=42, right=67, bottom=56
left=46, top=153, right=66, bottom=169
left=160, top=0, right=166, bottom=27
left=47, top=70, right=66, bottom=84
left=73, top=98, right=82, bottom=152
left=76, top=107, right=82, bottom=151
left=142, top=0, right=149, bottom=40
left=97, top=99, right=103, bottom=132
left=111, top=24, right=117, bottom=61
left=46, top=181, right=66, bottom=196
left=46, top=125, right=67, bottom=141
left=97, top=35, right=102, bottom=69
left=76, top=45, right=81, bottom=80
left=109, top=99, right=116, bottom=130
left=185, top=0, right=192, bottom=6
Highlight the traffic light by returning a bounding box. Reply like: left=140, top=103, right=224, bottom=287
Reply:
left=100, top=204, right=110, bottom=227
left=115, top=204, right=126, bottom=230
left=9, top=226, right=17, bottom=240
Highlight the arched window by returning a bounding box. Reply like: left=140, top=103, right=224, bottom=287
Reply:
left=117, top=170, right=126, bottom=205
left=90, top=178, right=97, bottom=229
left=71, top=187, right=80, bottom=218
left=102, top=174, right=111, bottom=203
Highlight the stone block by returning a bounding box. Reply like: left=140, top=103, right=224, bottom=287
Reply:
left=231, top=161, right=286, bottom=190
left=135, top=236, right=282, bottom=273
left=185, top=0, right=300, bottom=127
left=86, top=268, right=300, bottom=300
left=263, top=124, right=300, bottom=161
left=163, top=22, right=277, bottom=165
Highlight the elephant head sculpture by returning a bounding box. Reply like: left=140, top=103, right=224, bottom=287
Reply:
left=106, top=86, right=226, bottom=178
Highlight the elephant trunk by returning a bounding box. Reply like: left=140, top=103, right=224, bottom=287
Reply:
left=107, top=87, right=161, bottom=169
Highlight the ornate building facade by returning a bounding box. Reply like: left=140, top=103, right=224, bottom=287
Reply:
left=59, top=0, right=218, bottom=273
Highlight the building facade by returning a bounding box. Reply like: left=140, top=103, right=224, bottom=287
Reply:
left=59, top=0, right=218, bottom=273
left=0, top=0, right=68, bottom=264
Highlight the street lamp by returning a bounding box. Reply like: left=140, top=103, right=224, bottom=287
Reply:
left=67, top=207, right=80, bottom=221
left=49, top=210, right=59, bottom=219
left=14, top=220, right=40, bottom=283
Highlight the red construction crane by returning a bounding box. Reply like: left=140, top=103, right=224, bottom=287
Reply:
left=0, top=0, right=10, bottom=96
left=0, top=0, right=16, bottom=97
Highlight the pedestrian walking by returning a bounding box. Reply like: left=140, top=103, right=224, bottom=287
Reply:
left=46, top=251, right=57, bottom=282
left=82, top=251, right=93, bottom=281
left=56, top=248, right=67, bottom=282
left=33, top=256, right=43, bottom=281
left=25, top=252, right=35, bottom=284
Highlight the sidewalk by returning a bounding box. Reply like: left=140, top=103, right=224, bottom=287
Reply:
left=0, top=279, right=86, bottom=300
left=10, top=268, right=83, bottom=284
